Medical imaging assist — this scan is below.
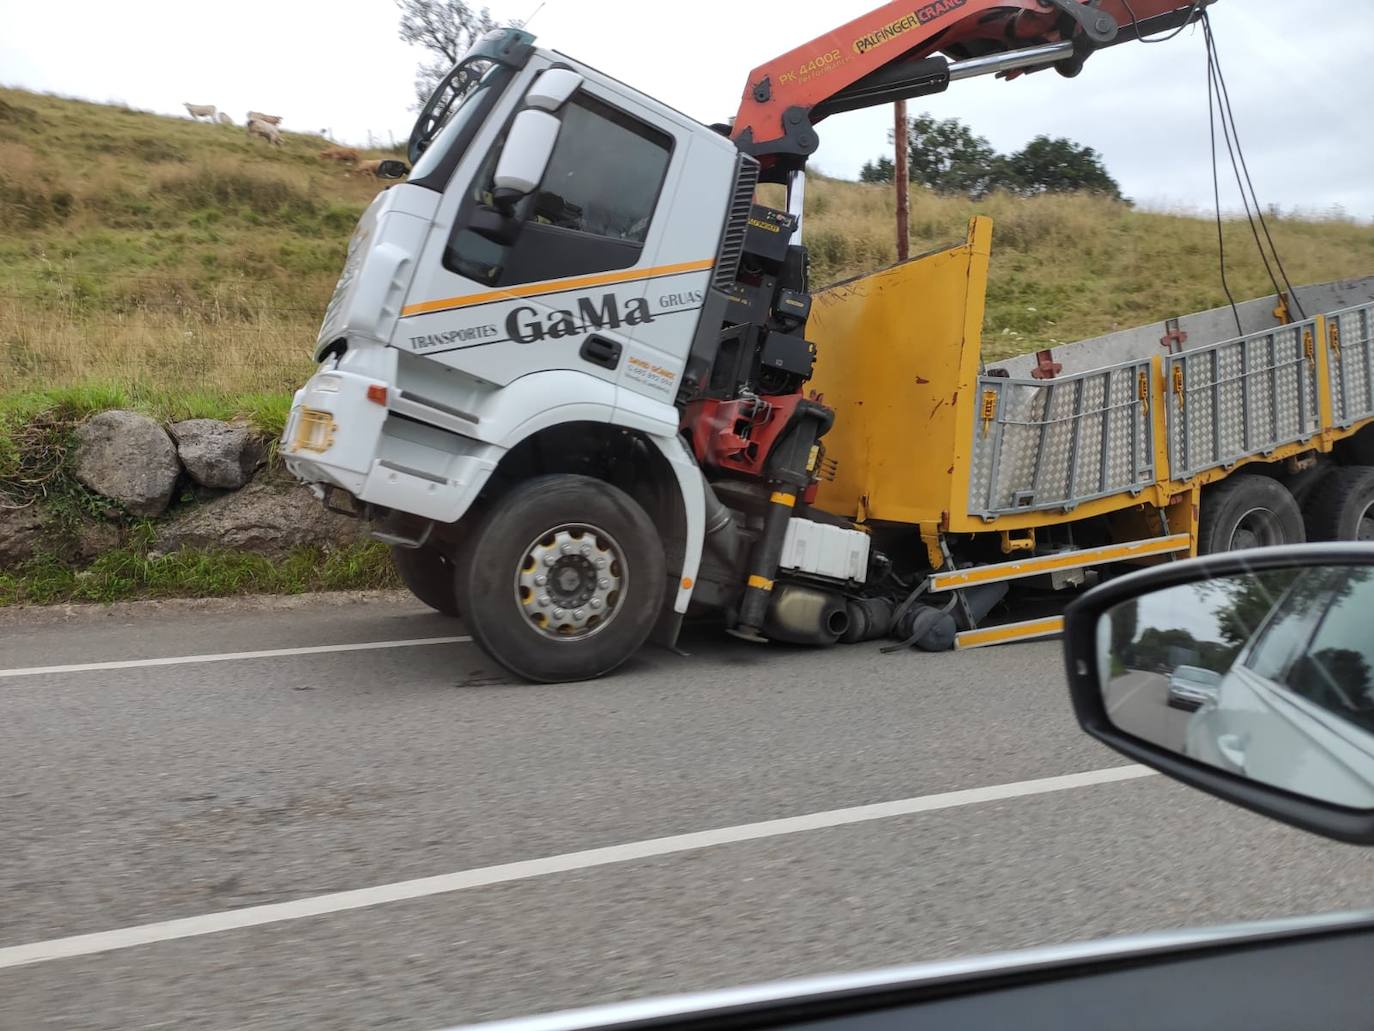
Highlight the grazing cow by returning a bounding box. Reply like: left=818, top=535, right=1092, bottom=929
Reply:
left=216, top=112, right=234, bottom=126
left=319, top=146, right=360, bottom=164
left=184, top=103, right=216, bottom=122
left=246, top=111, right=282, bottom=126
left=246, top=118, right=282, bottom=147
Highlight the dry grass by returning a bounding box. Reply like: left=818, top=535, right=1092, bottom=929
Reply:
left=793, top=178, right=1374, bottom=358
left=0, top=301, right=316, bottom=394
left=0, top=87, right=386, bottom=396
left=2, top=85, right=1373, bottom=391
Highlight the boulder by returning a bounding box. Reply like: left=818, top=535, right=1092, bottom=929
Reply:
left=155, top=480, right=364, bottom=558
left=73, top=411, right=180, bottom=517
left=0, top=505, right=46, bottom=568
left=170, top=419, right=266, bottom=490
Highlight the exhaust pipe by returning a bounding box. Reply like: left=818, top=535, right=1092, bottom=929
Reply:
left=702, top=476, right=742, bottom=566
left=763, top=585, right=850, bottom=646
left=842, top=597, right=895, bottom=644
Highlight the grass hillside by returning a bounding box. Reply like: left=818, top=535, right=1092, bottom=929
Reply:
left=1, top=86, right=1371, bottom=605
left=2, top=83, right=1373, bottom=402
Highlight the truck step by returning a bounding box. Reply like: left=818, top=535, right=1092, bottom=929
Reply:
left=928, top=533, right=1192, bottom=593
left=956, top=616, right=1065, bottom=650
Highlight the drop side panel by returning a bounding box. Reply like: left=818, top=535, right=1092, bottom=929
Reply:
left=807, top=217, right=991, bottom=527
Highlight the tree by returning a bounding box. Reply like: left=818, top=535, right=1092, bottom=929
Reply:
left=860, top=156, right=895, bottom=184
left=902, top=113, right=999, bottom=196
left=1132, top=627, right=1204, bottom=673
left=860, top=114, right=1126, bottom=200
left=1000, top=136, right=1124, bottom=200
left=1110, top=598, right=1140, bottom=669
left=396, top=0, right=499, bottom=108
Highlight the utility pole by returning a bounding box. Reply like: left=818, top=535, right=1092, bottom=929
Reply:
left=894, top=100, right=910, bottom=262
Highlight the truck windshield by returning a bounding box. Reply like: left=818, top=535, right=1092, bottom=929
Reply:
left=408, top=61, right=511, bottom=183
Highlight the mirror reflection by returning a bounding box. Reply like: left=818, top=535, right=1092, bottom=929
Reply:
left=1099, top=565, right=1374, bottom=809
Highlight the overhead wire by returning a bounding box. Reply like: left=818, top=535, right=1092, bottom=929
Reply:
left=1206, top=30, right=1243, bottom=335
left=1121, top=2, right=1306, bottom=330
left=1203, top=13, right=1307, bottom=318
left=1206, top=15, right=1285, bottom=323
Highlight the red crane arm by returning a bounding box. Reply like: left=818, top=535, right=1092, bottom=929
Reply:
left=731, top=0, right=1211, bottom=179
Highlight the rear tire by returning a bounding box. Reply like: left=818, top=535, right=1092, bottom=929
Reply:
left=1302, top=466, right=1374, bottom=542
left=455, top=474, right=666, bottom=683
left=391, top=545, right=461, bottom=617
left=1197, top=473, right=1305, bottom=554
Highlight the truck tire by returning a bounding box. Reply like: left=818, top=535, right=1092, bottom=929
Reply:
left=454, top=474, right=666, bottom=683
left=1302, top=467, right=1374, bottom=542
left=1198, top=474, right=1305, bottom=554
left=390, top=545, right=460, bottom=617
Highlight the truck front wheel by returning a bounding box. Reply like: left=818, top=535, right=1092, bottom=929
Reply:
left=454, top=474, right=666, bottom=683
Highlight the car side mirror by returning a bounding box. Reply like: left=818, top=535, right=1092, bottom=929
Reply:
left=375, top=159, right=409, bottom=180
left=492, top=108, right=560, bottom=212
left=1064, top=543, right=1374, bottom=844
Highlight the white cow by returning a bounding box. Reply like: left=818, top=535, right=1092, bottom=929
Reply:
left=246, top=118, right=282, bottom=147
left=184, top=103, right=216, bottom=122
left=216, top=112, right=234, bottom=126
left=246, top=111, right=282, bottom=126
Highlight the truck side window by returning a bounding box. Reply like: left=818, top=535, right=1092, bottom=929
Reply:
left=445, top=92, right=673, bottom=288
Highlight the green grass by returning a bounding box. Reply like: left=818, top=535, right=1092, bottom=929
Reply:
left=0, top=537, right=400, bottom=606
left=0, top=383, right=391, bottom=607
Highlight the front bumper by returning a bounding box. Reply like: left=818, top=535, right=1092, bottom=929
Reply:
left=1166, top=685, right=1214, bottom=712
left=282, top=366, right=498, bottom=524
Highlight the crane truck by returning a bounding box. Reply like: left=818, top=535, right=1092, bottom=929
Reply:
left=282, top=0, right=1374, bottom=682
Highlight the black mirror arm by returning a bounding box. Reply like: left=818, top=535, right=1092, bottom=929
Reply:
left=468, top=205, right=523, bottom=246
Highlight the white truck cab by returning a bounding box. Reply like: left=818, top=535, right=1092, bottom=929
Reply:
left=284, top=28, right=865, bottom=681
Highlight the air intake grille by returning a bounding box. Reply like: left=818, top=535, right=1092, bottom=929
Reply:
left=712, top=155, right=759, bottom=291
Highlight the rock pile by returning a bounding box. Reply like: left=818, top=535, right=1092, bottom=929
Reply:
left=1, top=410, right=364, bottom=569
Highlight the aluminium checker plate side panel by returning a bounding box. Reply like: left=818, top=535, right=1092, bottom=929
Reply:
left=1166, top=320, right=1322, bottom=480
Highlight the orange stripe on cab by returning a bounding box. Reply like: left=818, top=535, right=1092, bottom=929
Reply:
left=400, top=258, right=716, bottom=318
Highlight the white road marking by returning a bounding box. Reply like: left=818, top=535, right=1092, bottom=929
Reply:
left=0, top=764, right=1157, bottom=970
left=0, top=637, right=473, bottom=680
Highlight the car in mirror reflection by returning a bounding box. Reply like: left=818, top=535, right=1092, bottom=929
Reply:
left=1099, top=563, right=1374, bottom=810
left=1166, top=664, right=1223, bottom=712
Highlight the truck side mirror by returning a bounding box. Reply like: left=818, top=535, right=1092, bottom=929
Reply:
left=492, top=108, right=560, bottom=211
left=375, top=160, right=410, bottom=180
left=1063, top=543, right=1374, bottom=845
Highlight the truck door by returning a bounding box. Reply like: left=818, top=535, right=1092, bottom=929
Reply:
left=396, top=66, right=715, bottom=409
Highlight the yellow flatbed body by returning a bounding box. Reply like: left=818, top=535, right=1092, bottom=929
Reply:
left=808, top=216, right=1374, bottom=568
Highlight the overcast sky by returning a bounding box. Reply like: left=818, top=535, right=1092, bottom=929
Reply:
left=2, top=0, right=1370, bottom=218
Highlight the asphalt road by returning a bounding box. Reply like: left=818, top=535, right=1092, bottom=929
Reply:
left=3, top=593, right=1373, bottom=1030
left=1106, top=670, right=1191, bottom=751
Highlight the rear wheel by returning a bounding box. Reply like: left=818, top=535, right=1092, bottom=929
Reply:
left=391, top=544, right=460, bottom=617
left=1197, top=473, right=1305, bottom=554
left=455, top=474, right=666, bottom=683
left=1302, top=466, right=1374, bottom=542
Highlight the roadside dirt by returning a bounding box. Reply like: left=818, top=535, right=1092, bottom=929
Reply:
left=0, top=589, right=413, bottom=628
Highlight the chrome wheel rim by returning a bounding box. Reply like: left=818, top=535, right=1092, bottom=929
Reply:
left=515, top=523, right=625, bottom=641
left=1357, top=501, right=1374, bottom=542
left=1228, top=506, right=1286, bottom=551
